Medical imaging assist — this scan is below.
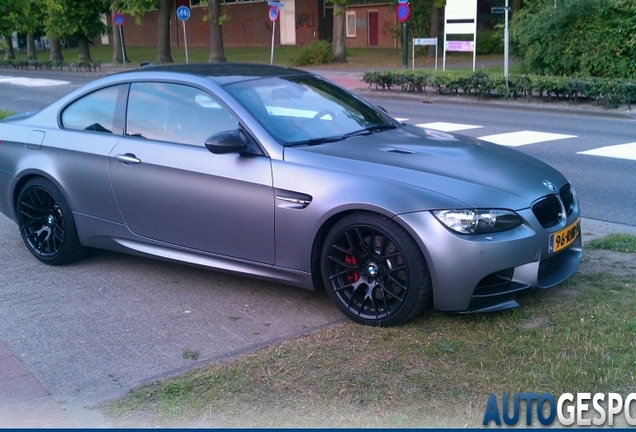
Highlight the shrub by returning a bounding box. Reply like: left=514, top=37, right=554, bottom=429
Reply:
left=291, top=40, right=335, bottom=67
left=511, top=0, right=636, bottom=79
left=362, top=69, right=636, bottom=108
left=476, top=29, right=504, bottom=56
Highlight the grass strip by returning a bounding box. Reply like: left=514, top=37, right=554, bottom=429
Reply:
left=0, top=110, right=14, bottom=120
left=105, top=236, right=636, bottom=428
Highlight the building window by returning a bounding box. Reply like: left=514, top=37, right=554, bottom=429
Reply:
left=190, top=0, right=202, bottom=6
left=346, top=11, right=356, bottom=38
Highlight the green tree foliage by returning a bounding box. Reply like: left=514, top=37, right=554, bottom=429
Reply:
left=44, top=0, right=110, bottom=61
left=18, top=1, right=46, bottom=60
left=0, top=0, right=25, bottom=59
left=110, top=0, right=157, bottom=64
left=511, top=0, right=636, bottom=78
left=396, top=0, right=444, bottom=39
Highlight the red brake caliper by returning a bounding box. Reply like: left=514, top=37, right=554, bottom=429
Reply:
left=344, top=250, right=359, bottom=283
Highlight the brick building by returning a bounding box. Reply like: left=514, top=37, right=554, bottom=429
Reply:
left=105, top=0, right=398, bottom=49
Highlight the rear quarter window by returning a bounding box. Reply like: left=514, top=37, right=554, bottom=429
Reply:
left=61, top=84, right=128, bottom=134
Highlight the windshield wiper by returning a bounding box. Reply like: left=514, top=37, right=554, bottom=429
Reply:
left=286, top=124, right=398, bottom=147
left=286, top=135, right=347, bottom=147
left=343, top=123, right=398, bottom=138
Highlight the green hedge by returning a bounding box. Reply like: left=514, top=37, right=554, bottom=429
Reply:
left=362, top=70, right=636, bottom=108
left=0, top=59, right=102, bottom=72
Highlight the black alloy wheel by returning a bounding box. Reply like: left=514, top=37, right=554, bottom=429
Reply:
left=16, top=178, right=87, bottom=266
left=321, top=212, right=431, bottom=326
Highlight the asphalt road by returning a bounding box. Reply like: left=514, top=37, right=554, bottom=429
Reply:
left=363, top=95, right=636, bottom=226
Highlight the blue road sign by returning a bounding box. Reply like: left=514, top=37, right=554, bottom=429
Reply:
left=397, top=3, right=410, bottom=22
left=176, top=5, right=190, bottom=21
left=113, top=13, right=125, bottom=26
left=269, top=6, right=279, bottom=22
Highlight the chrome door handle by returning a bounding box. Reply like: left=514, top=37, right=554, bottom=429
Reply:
left=115, top=153, right=141, bottom=165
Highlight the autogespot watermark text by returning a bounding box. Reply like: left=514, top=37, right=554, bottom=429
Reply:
left=483, top=392, right=636, bottom=426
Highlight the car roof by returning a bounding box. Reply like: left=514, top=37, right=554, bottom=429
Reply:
left=119, top=62, right=312, bottom=85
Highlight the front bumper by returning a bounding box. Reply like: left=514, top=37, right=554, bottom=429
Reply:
left=396, top=208, right=582, bottom=312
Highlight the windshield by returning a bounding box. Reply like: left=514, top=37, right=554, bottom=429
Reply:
left=224, top=75, right=397, bottom=146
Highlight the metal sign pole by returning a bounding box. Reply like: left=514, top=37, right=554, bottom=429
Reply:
left=270, top=20, right=276, bottom=65
left=268, top=4, right=281, bottom=65
left=412, top=38, right=415, bottom=70
left=176, top=6, right=190, bottom=64
left=118, top=26, right=126, bottom=68
left=504, top=0, right=509, bottom=91
left=402, top=23, right=408, bottom=69
left=182, top=20, right=189, bottom=64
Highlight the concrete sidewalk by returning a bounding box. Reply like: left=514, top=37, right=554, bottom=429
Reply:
left=0, top=342, right=77, bottom=428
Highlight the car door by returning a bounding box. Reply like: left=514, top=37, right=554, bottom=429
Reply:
left=108, top=81, right=275, bottom=264
left=56, top=83, right=128, bottom=223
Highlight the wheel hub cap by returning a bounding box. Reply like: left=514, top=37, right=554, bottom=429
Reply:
left=46, top=214, right=55, bottom=226
left=366, top=263, right=379, bottom=277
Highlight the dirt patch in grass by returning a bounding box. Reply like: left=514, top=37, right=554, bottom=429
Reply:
left=579, top=249, right=636, bottom=279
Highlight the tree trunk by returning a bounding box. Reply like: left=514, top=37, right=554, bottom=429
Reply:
left=49, top=35, right=64, bottom=61
left=156, top=0, right=173, bottom=64
left=3, top=34, right=15, bottom=60
left=208, top=0, right=226, bottom=63
left=77, top=36, right=92, bottom=62
left=512, top=0, right=521, bottom=13
left=111, top=2, right=130, bottom=64
left=332, top=3, right=346, bottom=63
left=26, top=33, right=37, bottom=61
left=428, top=7, right=440, bottom=57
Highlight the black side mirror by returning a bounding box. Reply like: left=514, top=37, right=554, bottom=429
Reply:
left=205, top=130, right=247, bottom=154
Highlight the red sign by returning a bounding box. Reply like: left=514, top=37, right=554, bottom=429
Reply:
left=396, top=3, right=410, bottom=23
left=113, top=13, right=125, bottom=26
left=269, top=6, right=279, bottom=22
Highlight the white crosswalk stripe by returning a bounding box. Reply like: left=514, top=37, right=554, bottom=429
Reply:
left=0, top=75, right=70, bottom=87
left=416, top=122, right=483, bottom=132
left=478, top=131, right=577, bottom=147
left=577, top=142, right=636, bottom=161
left=399, top=119, right=633, bottom=161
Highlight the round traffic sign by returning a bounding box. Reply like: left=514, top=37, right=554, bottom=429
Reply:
left=176, top=5, right=190, bottom=21
left=396, top=3, right=410, bottom=23
left=113, top=13, right=125, bottom=26
left=269, top=6, right=279, bottom=22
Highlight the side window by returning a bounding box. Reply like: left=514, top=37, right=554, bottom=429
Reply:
left=126, top=82, right=238, bottom=146
left=61, top=84, right=127, bottom=134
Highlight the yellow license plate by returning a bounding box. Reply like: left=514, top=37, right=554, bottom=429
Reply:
left=549, top=219, right=580, bottom=254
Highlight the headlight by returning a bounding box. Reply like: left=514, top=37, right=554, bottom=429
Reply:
left=432, top=209, right=522, bottom=234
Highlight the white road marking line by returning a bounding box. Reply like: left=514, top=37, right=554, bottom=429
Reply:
left=478, top=131, right=577, bottom=147
left=577, top=142, right=636, bottom=161
left=417, top=122, right=483, bottom=132
left=394, top=117, right=409, bottom=122
left=0, top=76, right=70, bottom=87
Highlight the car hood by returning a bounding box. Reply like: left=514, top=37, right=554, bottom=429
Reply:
left=283, top=124, right=568, bottom=210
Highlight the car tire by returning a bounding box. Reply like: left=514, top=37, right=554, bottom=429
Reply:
left=320, top=212, right=431, bottom=326
left=16, top=178, right=88, bottom=266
